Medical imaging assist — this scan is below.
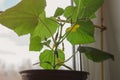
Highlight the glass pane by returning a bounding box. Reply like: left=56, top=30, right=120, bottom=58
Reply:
left=0, top=0, right=73, bottom=70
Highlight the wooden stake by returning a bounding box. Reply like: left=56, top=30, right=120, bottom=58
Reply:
left=100, top=6, right=105, bottom=80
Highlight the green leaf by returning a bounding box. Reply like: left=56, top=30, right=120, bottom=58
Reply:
left=40, top=50, right=54, bottom=69
left=74, top=0, right=104, bottom=18
left=67, top=20, right=95, bottom=45
left=78, top=46, right=114, bottom=62
left=32, top=17, right=58, bottom=40
left=64, top=6, right=77, bottom=22
left=0, top=0, right=46, bottom=36
left=40, top=49, right=65, bottom=69
left=54, top=7, right=64, bottom=17
left=29, top=35, right=43, bottom=51
left=64, top=6, right=74, bottom=18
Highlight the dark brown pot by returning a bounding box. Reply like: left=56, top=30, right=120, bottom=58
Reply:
left=20, top=69, right=89, bottom=80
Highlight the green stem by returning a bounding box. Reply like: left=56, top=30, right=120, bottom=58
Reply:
left=60, top=24, right=63, bottom=38
left=76, top=0, right=80, bottom=17
left=53, top=43, right=59, bottom=69
left=38, top=18, right=56, bottom=44
left=49, top=18, right=61, bottom=25
left=53, top=51, right=56, bottom=69
left=57, top=19, right=72, bottom=44
left=64, top=51, right=78, bottom=63
left=46, top=45, right=53, bottom=50
left=57, top=24, right=63, bottom=43
left=62, top=64, right=73, bottom=70
left=59, top=24, right=74, bottom=43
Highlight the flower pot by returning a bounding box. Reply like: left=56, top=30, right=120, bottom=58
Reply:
left=20, top=69, right=89, bottom=80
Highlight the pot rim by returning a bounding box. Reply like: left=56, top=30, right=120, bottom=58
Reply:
left=20, top=69, right=89, bottom=75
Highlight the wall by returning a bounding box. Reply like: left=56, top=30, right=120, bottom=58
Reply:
left=83, top=0, right=120, bottom=79
left=104, top=0, right=120, bottom=80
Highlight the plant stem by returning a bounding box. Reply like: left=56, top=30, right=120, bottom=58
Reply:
left=57, top=18, right=67, bottom=44
left=64, top=51, right=78, bottom=63
left=62, top=64, right=73, bottom=70
left=76, top=0, right=80, bottom=18
left=38, top=18, right=56, bottom=44
left=57, top=24, right=63, bottom=43
left=46, top=45, right=53, bottom=50
left=59, top=23, right=74, bottom=43
left=53, top=51, right=56, bottom=69
left=53, top=43, right=59, bottom=69
left=57, top=19, right=70, bottom=23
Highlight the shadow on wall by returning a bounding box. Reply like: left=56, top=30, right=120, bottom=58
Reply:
left=104, top=0, right=120, bottom=80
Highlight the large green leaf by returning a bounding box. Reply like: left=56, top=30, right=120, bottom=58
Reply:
left=78, top=46, right=114, bottom=62
left=0, top=0, right=46, bottom=36
left=32, top=17, right=58, bottom=40
left=67, top=20, right=95, bottom=45
left=29, top=35, right=43, bottom=51
left=74, top=0, right=104, bottom=18
left=40, top=49, right=65, bottom=69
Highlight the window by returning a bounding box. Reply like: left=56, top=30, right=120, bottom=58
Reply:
left=0, top=0, right=74, bottom=71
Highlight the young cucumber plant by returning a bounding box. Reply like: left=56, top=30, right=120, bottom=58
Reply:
left=0, top=0, right=114, bottom=70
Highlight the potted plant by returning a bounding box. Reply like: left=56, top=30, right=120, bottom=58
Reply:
left=0, top=0, right=114, bottom=80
